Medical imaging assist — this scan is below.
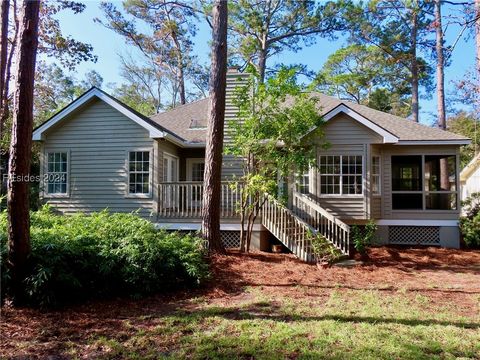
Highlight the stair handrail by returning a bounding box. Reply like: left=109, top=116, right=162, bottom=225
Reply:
left=293, top=192, right=350, bottom=232
left=292, top=191, right=351, bottom=256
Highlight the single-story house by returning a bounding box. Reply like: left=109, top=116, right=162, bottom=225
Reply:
left=32, top=68, right=471, bottom=260
left=460, top=152, right=480, bottom=202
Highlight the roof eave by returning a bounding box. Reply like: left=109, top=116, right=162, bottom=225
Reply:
left=396, top=140, right=471, bottom=145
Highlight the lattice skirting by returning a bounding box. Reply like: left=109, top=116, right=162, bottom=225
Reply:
left=388, top=226, right=441, bottom=245
left=170, top=230, right=240, bottom=248
left=220, top=231, right=241, bottom=248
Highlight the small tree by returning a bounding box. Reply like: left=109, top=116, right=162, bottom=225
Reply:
left=226, top=67, right=324, bottom=252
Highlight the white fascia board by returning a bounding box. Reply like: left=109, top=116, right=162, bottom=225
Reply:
left=396, top=140, right=471, bottom=146
left=376, top=219, right=459, bottom=226
left=33, top=88, right=166, bottom=140
left=323, top=105, right=399, bottom=143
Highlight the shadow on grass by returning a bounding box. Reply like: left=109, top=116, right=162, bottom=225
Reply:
left=244, top=282, right=480, bottom=295
left=179, top=301, right=480, bottom=330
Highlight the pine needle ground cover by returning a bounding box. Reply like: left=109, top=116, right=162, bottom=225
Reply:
left=2, top=248, right=479, bottom=359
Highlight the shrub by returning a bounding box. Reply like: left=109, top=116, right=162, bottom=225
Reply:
left=310, top=233, right=343, bottom=264
left=460, top=192, right=480, bottom=248
left=0, top=207, right=209, bottom=306
left=352, top=220, right=378, bottom=254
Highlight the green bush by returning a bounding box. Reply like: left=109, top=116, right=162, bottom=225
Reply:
left=460, top=192, right=480, bottom=248
left=352, top=220, right=377, bottom=254
left=0, top=207, right=209, bottom=306
left=310, top=233, right=343, bottom=264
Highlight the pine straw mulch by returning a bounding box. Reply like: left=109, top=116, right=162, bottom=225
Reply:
left=1, top=246, right=479, bottom=359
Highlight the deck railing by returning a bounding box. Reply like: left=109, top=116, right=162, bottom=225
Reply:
left=158, top=181, right=242, bottom=219
left=262, top=194, right=316, bottom=262
left=292, top=191, right=351, bottom=256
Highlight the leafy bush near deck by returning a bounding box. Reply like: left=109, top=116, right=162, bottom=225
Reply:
left=0, top=207, right=209, bottom=306
left=460, top=192, right=480, bottom=248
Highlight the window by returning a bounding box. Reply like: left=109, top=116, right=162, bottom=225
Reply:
left=342, top=156, right=363, bottom=195
left=296, top=171, right=310, bottom=194
left=391, top=155, right=457, bottom=211
left=371, top=156, right=381, bottom=195
left=162, top=153, right=178, bottom=182
left=318, top=155, right=363, bottom=195
left=191, top=161, right=205, bottom=182
left=128, top=151, right=151, bottom=195
left=319, top=156, right=341, bottom=194
left=46, top=152, right=68, bottom=195
left=186, top=159, right=205, bottom=205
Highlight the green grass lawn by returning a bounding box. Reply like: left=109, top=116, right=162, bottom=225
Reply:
left=83, top=288, right=479, bottom=360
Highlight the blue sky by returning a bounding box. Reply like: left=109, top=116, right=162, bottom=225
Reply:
left=51, top=1, right=476, bottom=126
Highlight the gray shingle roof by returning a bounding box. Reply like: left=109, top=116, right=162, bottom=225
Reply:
left=310, top=93, right=469, bottom=142
left=150, top=98, right=209, bottom=143
left=149, top=93, right=470, bottom=144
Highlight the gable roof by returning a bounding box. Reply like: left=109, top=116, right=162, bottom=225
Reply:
left=33, top=87, right=470, bottom=147
left=32, top=87, right=203, bottom=148
left=311, top=93, right=469, bottom=144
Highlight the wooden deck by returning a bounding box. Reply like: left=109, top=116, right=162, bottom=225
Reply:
left=158, top=182, right=352, bottom=260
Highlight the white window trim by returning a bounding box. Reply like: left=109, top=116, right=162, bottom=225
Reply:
left=125, top=148, right=153, bottom=198
left=372, top=155, right=381, bottom=196
left=318, top=155, right=364, bottom=197
left=186, top=158, right=205, bottom=181
left=44, top=150, right=70, bottom=198
left=162, top=152, right=179, bottom=182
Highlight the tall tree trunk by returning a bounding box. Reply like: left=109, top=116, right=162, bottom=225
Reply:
left=177, top=65, right=186, bottom=105
left=7, top=0, right=40, bottom=303
left=0, top=0, right=9, bottom=198
left=0, top=0, right=9, bottom=111
left=201, top=0, right=228, bottom=254
left=1, top=0, right=18, bottom=134
left=258, top=47, right=267, bottom=84
left=171, top=33, right=186, bottom=105
left=411, top=11, right=419, bottom=123
left=435, top=0, right=449, bottom=204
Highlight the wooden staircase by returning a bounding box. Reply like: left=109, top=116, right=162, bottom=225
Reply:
left=261, top=192, right=351, bottom=263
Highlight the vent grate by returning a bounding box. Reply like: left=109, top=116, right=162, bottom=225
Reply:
left=389, top=226, right=440, bottom=245
left=220, top=231, right=241, bottom=248
left=169, top=230, right=240, bottom=248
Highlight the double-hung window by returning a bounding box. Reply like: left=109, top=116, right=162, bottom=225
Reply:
left=371, top=156, right=381, bottom=195
left=296, top=171, right=310, bottom=194
left=46, top=152, right=68, bottom=195
left=318, top=155, right=363, bottom=195
left=128, top=151, right=151, bottom=195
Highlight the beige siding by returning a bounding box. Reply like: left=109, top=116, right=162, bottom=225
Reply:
left=320, top=114, right=383, bottom=145
left=41, top=98, right=156, bottom=216
left=308, top=114, right=383, bottom=220
left=381, top=145, right=461, bottom=220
